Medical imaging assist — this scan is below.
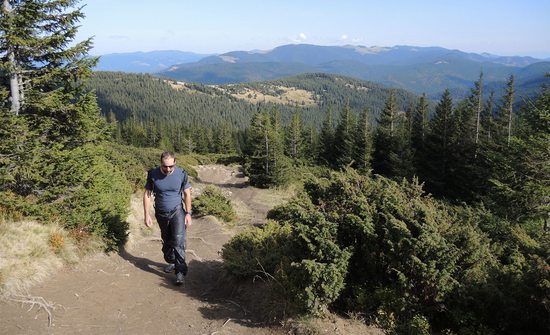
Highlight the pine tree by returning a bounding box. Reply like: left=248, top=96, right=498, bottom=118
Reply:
left=353, top=107, right=373, bottom=173
left=244, top=110, right=289, bottom=187
left=213, top=123, right=234, bottom=153
left=301, top=126, right=319, bottom=164
left=450, top=74, right=487, bottom=200
left=1, top=0, right=130, bottom=248
left=285, top=109, right=303, bottom=162
left=411, top=94, right=429, bottom=174
left=373, top=91, right=413, bottom=179
left=495, top=75, right=516, bottom=146
left=422, top=89, right=456, bottom=196
left=1, top=0, right=96, bottom=116
left=481, top=90, right=496, bottom=143
left=459, top=72, right=484, bottom=152
left=473, top=72, right=484, bottom=146
left=373, top=91, right=399, bottom=176
left=1, top=0, right=107, bottom=192
left=318, top=108, right=335, bottom=166
left=334, top=103, right=355, bottom=168
left=488, top=82, right=549, bottom=223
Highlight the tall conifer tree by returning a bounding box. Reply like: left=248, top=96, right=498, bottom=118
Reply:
left=373, top=91, right=413, bottom=179
left=496, top=75, right=516, bottom=146
left=488, top=83, right=550, bottom=223
left=422, top=89, right=456, bottom=196
left=334, top=103, right=355, bottom=168
left=285, top=109, right=303, bottom=162
left=353, top=107, right=374, bottom=173
left=318, top=109, right=335, bottom=166
left=1, top=0, right=107, bottom=192
left=1, top=0, right=130, bottom=247
left=411, top=94, right=429, bottom=174
left=244, top=110, right=288, bottom=187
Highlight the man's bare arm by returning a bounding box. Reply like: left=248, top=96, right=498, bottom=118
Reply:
left=143, top=189, right=153, bottom=227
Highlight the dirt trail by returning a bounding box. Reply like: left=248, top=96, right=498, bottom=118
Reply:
left=0, top=165, right=284, bottom=335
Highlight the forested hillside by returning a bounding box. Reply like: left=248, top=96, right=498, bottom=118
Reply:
left=87, top=71, right=421, bottom=152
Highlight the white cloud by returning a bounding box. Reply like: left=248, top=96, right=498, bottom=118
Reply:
left=289, top=32, right=307, bottom=43
left=340, top=34, right=349, bottom=41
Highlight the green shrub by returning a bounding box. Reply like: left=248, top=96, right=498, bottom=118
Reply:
left=0, top=144, right=132, bottom=250
left=223, top=167, right=550, bottom=333
left=193, top=185, right=236, bottom=222
left=223, top=195, right=351, bottom=316
left=222, top=220, right=292, bottom=278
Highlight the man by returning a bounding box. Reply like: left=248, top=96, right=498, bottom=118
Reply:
left=143, top=151, right=192, bottom=285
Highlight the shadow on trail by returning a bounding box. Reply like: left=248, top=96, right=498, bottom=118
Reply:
left=119, top=248, right=270, bottom=328
left=118, top=247, right=172, bottom=281
left=176, top=259, right=270, bottom=328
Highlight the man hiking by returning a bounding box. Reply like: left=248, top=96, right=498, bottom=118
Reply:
left=143, top=151, right=192, bottom=285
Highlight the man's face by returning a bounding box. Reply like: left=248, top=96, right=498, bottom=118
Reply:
left=160, top=157, right=176, bottom=175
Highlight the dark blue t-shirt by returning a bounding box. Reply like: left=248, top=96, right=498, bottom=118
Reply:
left=145, top=166, right=191, bottom=213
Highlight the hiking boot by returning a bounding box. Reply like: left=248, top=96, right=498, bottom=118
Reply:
left=164, top=264, right=175, bottom=273
left=175, top=272, right=185, bottom=285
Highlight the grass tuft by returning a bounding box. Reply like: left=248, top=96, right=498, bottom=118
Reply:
left=0, top=221, right=79, bottom=296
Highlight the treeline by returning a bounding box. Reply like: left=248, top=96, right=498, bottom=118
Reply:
left=227, top=73, right=550, bottom=334
left=87, top=72, right=420, bottom=153
left=241, top=73, right=548, bottom=222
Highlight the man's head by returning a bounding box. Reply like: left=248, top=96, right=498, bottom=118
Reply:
left=160, top=151, right=176, bottom=175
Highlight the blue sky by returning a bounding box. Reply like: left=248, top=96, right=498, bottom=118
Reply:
left=77, top=0, right=550, bottom=58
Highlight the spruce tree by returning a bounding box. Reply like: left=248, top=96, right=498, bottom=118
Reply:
left=1, top=0, right=107, bottom=191
left=1, top=0, right=96, bottom=116
left=334, top=103, right=355, bottom=168
left=422, top=89, right=456, bottom=196
left=495, top=75, right=516, bottom=146
left=318, top=108, right=335, bottom=166
left=373, top=91, right=399, bottom=176
left=411, top=94, right=429, bottom=175
left=481, top=90, right=496, bottom=143
left=244, top=110, right=289, bottom=187
left=353, top=107, right=373, bottom=173
left=285, top=109, right=303, bottom=162
left=488, top=82, right=549, bottom=223
left=1, top=0, right=130, bottom=248
left=451, top=74, right=487, bottom=200
left=301, top=126, right=319, bottom=164
left=213, top=123, right=234, bottom=153
left=373, top=91, right=413, bottom=179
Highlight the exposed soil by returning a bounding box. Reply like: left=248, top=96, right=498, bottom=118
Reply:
left=0, top=165, right=382, bottom=335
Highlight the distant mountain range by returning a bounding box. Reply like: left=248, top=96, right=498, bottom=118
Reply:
left=94, top=44, right=550, bottom=99
left=94, top=50, right=210, bottom=73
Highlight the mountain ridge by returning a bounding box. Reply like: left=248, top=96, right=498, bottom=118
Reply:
left=94, top=44, right=550, bottom=98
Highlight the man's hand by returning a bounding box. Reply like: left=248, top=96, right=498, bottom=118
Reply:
left=144, top=215, right=153, bottom=227
left=185, top=213, right=192, bottom=227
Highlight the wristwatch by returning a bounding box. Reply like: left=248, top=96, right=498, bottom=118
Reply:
left=185, top=210, right=192, bottom=216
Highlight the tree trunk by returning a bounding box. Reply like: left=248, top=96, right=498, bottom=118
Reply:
left=475, top=77, right=483, bottom=146
left=4, top=0, right=21, bottom=115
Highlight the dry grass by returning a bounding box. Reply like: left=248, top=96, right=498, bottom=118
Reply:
left=0, top=220, right=79, bottom=296
left=166, top=79, right=318, bottom=107
left=124, top=193, right=159, bottom=251
left=230, top=85, right=317, bottom=106
left=0, top=194, right=148, bottom=297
